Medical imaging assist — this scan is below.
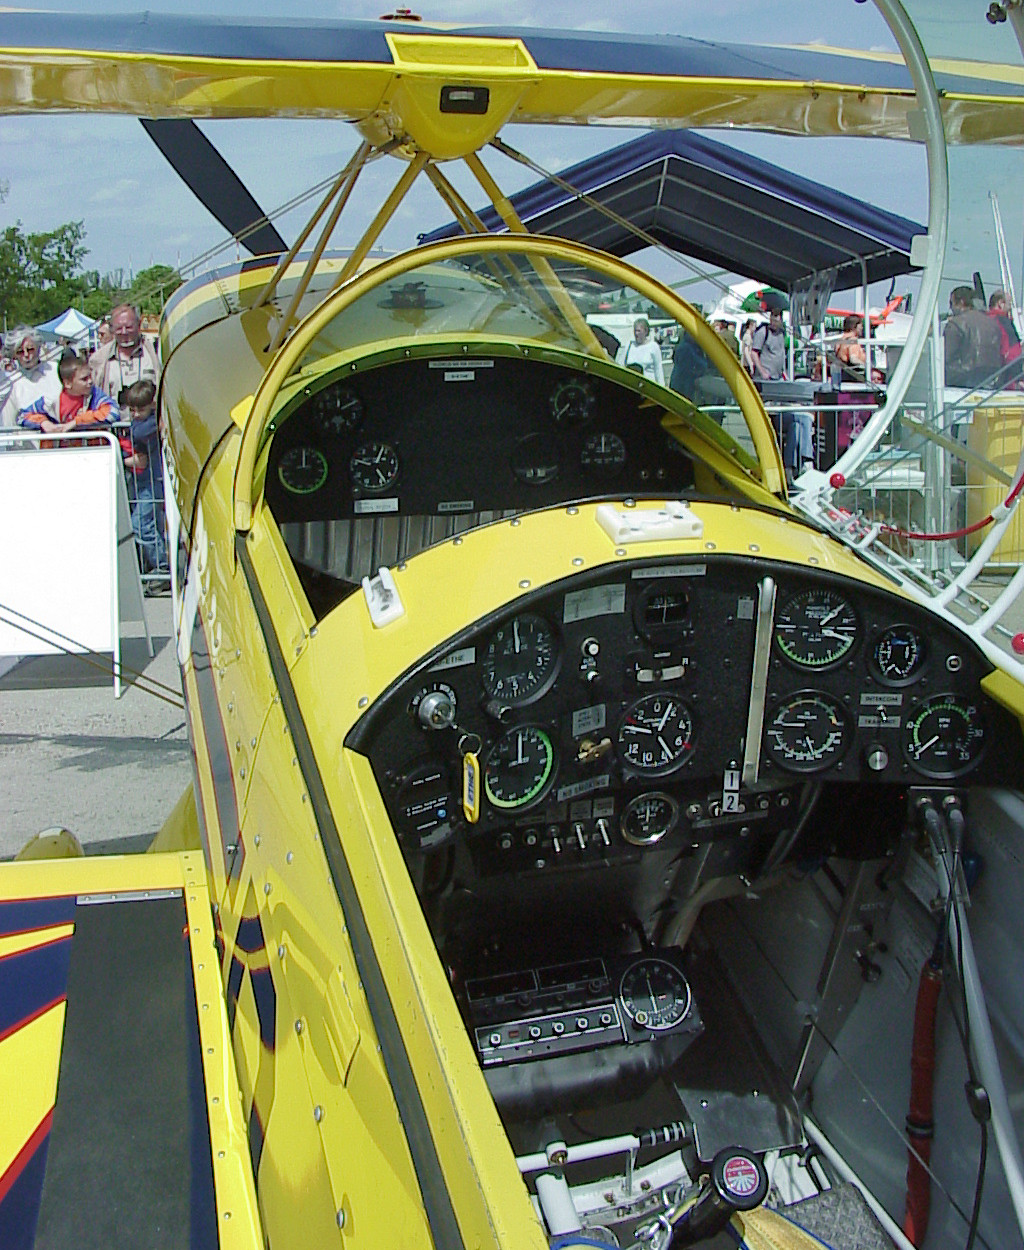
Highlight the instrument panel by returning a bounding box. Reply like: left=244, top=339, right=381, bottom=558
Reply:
left=265, top=355, right=701, bottom=523
left=350, top=557, right=1024, bottom=885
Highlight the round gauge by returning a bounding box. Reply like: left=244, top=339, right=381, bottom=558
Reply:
left=902, top=695, right=985, bottom=778
left=480, top=614, right=560, bottom=707
left=580, top=431, right=627, bottom=475
left=349, top=440, right=400, bottom=494
left=395, top=762, right=458, bottom=849
left=775, top=588, right=858, bottom=669
left=310, top=383, right=364, bottom=436
left=873, top=625, right=926, bottom=685
left=277, top=445, right=328, bottom=495
left=765, top=692, right=851, bottom=773
left=483, top=726, right=556, bottom=811
left=618, top=693, right=695, bottom=776
left=621, top=792, right=679, bottom=846
left=619, top=957, right=692, bottom=1031
left=549, top=376, right=595, bottom=425
left=511, top=433, right=560, bottom=486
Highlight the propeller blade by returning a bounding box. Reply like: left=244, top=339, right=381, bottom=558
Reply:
left=140, top=118, right=287, bottom=257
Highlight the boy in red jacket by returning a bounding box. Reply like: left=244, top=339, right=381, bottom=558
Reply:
left=19, top=352, right=117, bottom=434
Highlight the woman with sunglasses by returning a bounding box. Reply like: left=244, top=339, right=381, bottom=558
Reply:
left=0, top=326, right=61, bottom=431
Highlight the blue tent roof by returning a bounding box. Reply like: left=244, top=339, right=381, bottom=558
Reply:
left=420, top=130, right=923, bottom=293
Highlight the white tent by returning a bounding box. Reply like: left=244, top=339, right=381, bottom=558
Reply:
left=35, top=307, right=97, bottom=341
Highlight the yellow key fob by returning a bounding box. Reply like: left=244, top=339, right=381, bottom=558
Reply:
left=462, top=749, right=481, bottom=824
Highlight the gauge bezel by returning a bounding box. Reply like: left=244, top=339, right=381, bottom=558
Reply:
left=621, top=791, right=679, bottom=846
left=480, top=613, right=561, bottom=708
left=764, top=690, right=852, bottom=774
left=510, top=431, right=561, bottom=486
left=870, top=624, right=927, bottom=686
left=579, top=430, right=627, bottom=476
left=482, top=725, right=557, bottom=811
left=632, top=581, right=693, bottom=639
left=774, top=588, right=859, bottom=671
left=618, top=957, right=693, bottom=1031
left=277, top=444, right=329, bottom=495
left=901, top=694, right=985, bottom=779
left=617, top=692, right=695, bottom=778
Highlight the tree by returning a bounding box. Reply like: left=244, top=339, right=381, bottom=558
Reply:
left=128, top=264, right=182, bottom=315
left=0, top=220, right=92, bottom=326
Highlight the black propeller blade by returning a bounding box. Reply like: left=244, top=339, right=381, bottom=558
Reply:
left=141, top=118, right=287, bottom=257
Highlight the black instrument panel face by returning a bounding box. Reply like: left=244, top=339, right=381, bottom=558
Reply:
left=265, top=355, right=699, bottom=521
left=350, top=558, right=1024, bottom=878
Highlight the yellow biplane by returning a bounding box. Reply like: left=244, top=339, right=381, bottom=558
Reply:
left=5, top=8, right=1024, bottom=1250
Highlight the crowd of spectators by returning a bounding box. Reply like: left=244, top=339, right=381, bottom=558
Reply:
left=1, top=303, right=168, bottom=590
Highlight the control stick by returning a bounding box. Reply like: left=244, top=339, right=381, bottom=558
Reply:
left=639, top=1147, right=768, bottom=1246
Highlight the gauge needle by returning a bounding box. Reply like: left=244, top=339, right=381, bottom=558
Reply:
left=515, top=733, right=525, bottom=766
left=820, top=627, right=851, bottom=642
left=646, top=973, right=658, bottom=1015
left=658, top=735, right=673, bottom=758
left=915, top=734, right=939, bottom=758
left=804, top=736, right=816, bottom=755
left=513, top=619, right=521, bottom=654
left=657, top=702, right=673, bottom=732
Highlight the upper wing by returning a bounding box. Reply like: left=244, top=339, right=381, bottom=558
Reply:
left=0, top=13, right=1022, bottom=152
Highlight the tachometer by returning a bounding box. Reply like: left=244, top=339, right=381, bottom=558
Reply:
left=483, top=726, right=556, bottom=811
left=775, top=588, right=857, bottom=669
left=481, top=614, right=560, bottom=707
left=549, top=376, right=594, bottom=425
left=621, top=792, right=679, bottom=846
left=618, top=694, right=694, bottom=776
left=873, top=625, right=926, bottom=685
left=619, top=957, right=692, bottom=1031
left=902, top=695, right=985, bottom=778
left=278, top=445, right=328, bottom=495
left=349, top=440, right=400, bottom=494
left=765, top=692, right=850, bottom=773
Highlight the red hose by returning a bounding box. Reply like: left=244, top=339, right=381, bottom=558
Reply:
left=904, top=960, right=943, bottom=1246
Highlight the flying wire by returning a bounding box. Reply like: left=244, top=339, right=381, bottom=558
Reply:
left=0, top=599, right=186, bottom=710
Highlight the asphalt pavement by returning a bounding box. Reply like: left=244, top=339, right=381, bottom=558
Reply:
left=0, top=595, right=192, bottom=859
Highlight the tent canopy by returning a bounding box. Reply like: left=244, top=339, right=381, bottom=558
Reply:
left=35, top=308, right=97, bottom=339
left=420, top=130, right=923, bottom=294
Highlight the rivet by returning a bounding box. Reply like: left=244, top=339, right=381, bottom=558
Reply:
left=254, top=834, right=261, bottom=847
left=336, top=1209, right=346, bottom=1229
left=295, top=1019, right=304, bottom=1034
left=519, top=579, right=530, bottom=589
left=624, top=498, right=636, bottom=508
left=301, top=793, right=308, bottom=803
left=239, top=767, right=246, bottom=779
left=705, top=541, right=716, bottom=550
left=615, top=548, right=626, bottom=557
left=295, top=645, right=302, bottom=656
left=358, top=696, right=369, bottom=708
left=217, top=1150, right=225, bottom=1159
left=511, top=518, right=521, bottom=528
left=309, top=625, right=318, bottom=637
left=264, top=882, right=272, bottom=895
left=313, top=1105, right=324, bottom=1122
left=572, top=557, right=584, bottom=567
left=227, top=702, right=234, bottom=713
left=286, top=851, right=294, bottom=863
left=212, top=1095, right=219, bottom=1104
left=277, top=944, right=286, bottom=959
left=223, top=1212, right=232, bottom=1220
left=292, top=757, right=298, bottom=765
left=566, top=506, right=578, bottom=516
left=235, top=740, right=241, bottom=751
left=235, top=649, right=241, bottom=659
left=250, top=737, right=257, bottom=748
left=453, top=536, right=463, bottom=546
left=748, top=544, right=760, bottom=553
left=808, top=556, right=819, bottom=565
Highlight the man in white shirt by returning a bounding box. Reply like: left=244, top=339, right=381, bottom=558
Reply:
left=90, top=303, right=161, bottom=400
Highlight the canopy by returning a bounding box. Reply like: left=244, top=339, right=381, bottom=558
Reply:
left=420, top=130, right=924, bottom=294
left=35, top=307, right=97, bottom=339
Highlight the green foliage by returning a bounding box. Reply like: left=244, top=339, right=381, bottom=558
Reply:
left=0, top=220, right=91, bottom=325
left=0, top=219, right=182, bottom=328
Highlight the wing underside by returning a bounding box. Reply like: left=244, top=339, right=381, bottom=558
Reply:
left=0, top=14, right=1022, bottom=145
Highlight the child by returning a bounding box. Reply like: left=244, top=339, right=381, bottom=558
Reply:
left=120, top=378, right=168, bottom=575
left=19, top=351, right=117, bottom=435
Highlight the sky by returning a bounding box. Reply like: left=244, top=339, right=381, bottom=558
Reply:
left=1, top=1, right=1022, bottom=313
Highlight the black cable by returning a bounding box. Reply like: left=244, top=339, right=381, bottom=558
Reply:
left=0, top=599, right=185, bottom=708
